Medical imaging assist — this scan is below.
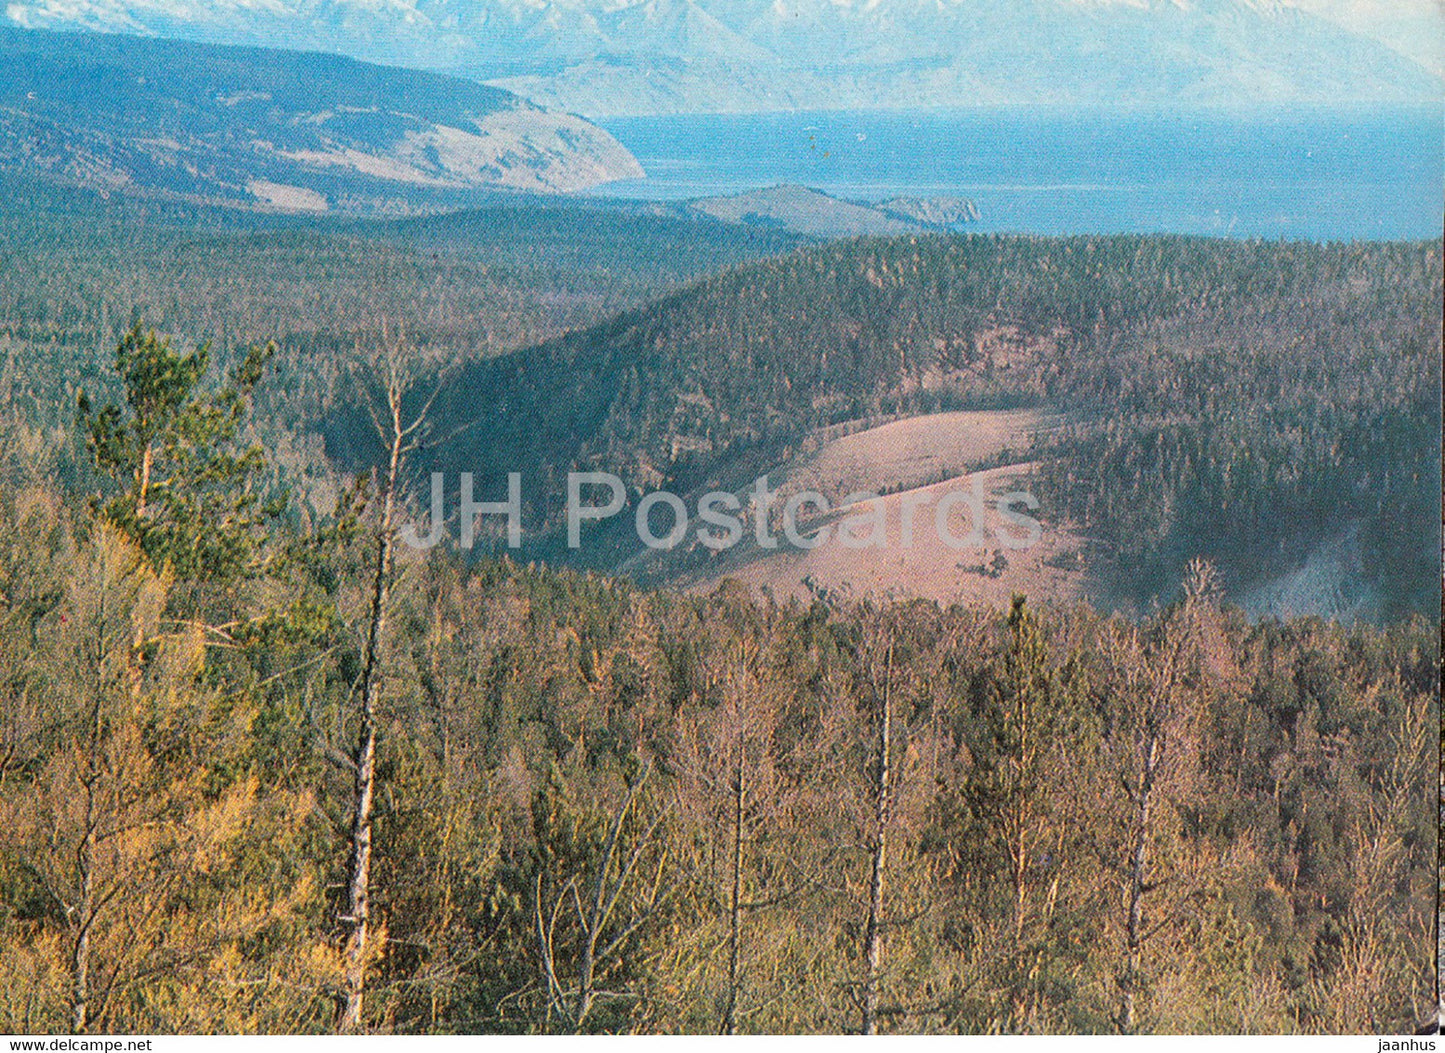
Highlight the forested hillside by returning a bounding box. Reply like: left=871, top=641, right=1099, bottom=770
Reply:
left=0, top=177, right=800, bottom=504
left=355, top=234, right=1440, bottom=617
left=0, top=27, right=643, bottom=206
left=0, top=176, right=1437, bottom=1035
left=0, top=181, right=1435, bottom=616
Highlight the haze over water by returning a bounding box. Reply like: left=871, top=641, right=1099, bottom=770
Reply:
left=595, top=106, right=1444, bottom=241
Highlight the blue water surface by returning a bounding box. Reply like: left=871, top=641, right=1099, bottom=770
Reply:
left=592, top=106, right=1444, bottom=241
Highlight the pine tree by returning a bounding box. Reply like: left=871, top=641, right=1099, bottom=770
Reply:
left=78, top=323, right=282, bottom=584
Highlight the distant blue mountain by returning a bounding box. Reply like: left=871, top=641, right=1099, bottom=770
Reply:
left=0, top=27, right=642, bottom=211
left=5, top=0, right=1439, bottom=116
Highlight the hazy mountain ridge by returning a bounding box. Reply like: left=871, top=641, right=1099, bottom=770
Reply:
left=7, top=0, right=1439, bottom=115
left=0, top=27, right=643, bottom=211
left=689, top=185, right=980, bottom=237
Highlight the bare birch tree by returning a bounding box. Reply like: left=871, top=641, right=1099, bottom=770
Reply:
left=531, top=762, right=673, bottom=1032
left=339, top=324, right=444, bottom=1033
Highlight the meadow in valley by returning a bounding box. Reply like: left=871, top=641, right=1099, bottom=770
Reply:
left=0, top=171, right=1436, bottom=1033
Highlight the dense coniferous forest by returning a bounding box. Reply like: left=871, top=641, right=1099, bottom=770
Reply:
left=0, top=185, right=1437, bottom=1034
left=0, top=177, right=801, bottom=514
left=0, top=475, right=1435, bottom=1033
left=377, top=235, right=1437, bottom=613
left=3, top=180, right=1436, bottom=616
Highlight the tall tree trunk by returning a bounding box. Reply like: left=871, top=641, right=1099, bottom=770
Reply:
left=69, top=678, right=107, bottom=1034
left=69, top=780, right=96, bottom=1033
left=1118, top=639, right=1178, bottom=1036
left=135, top=444, right=153, bottom=520
left=723, top=757, right=745, bottom=1035
left=1120, top=725, right=1161, bottom=1034
left=1010, top=666, right=1035, bottom=944
left=340, top=387, right=404, bottom=1033
left=862, top=639, right=893, bottom=1036
left=1008, top=688, right=1037, bottom=1029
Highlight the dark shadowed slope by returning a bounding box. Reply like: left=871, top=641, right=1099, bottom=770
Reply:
left=346, top=234, right=1440, bottom=617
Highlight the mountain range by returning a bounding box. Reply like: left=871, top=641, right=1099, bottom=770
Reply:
left=0, top=26, right=641, bottom=212
left=6, top=0, right=1440, bottom=116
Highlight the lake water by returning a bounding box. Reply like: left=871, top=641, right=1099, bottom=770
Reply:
left=593, top=107, right=1444, bottom=242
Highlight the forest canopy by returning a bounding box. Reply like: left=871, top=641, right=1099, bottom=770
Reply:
left=0, top=188, right=1437, bottom=1034
left=0, top=313, right=1435, bottom=1035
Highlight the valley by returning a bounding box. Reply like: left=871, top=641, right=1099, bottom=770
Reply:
left=0, top=12, right=1437, bottom=1042
left=625, top=408, right=1091, bottom=608
left=684, top=461, right=1093, bottom=610
left=0, top=173, right=1435, bottom=619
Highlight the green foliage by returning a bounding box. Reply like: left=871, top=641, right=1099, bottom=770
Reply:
left=359, top=234, right=1440, bottom=616
left=1, top=186, right=1435, bottom=616
left=0, top=190, right=1435, bottom=1036
left=78, top=323, right=283, bottom=583
left=0, top=482, right=1433, bottom=1033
